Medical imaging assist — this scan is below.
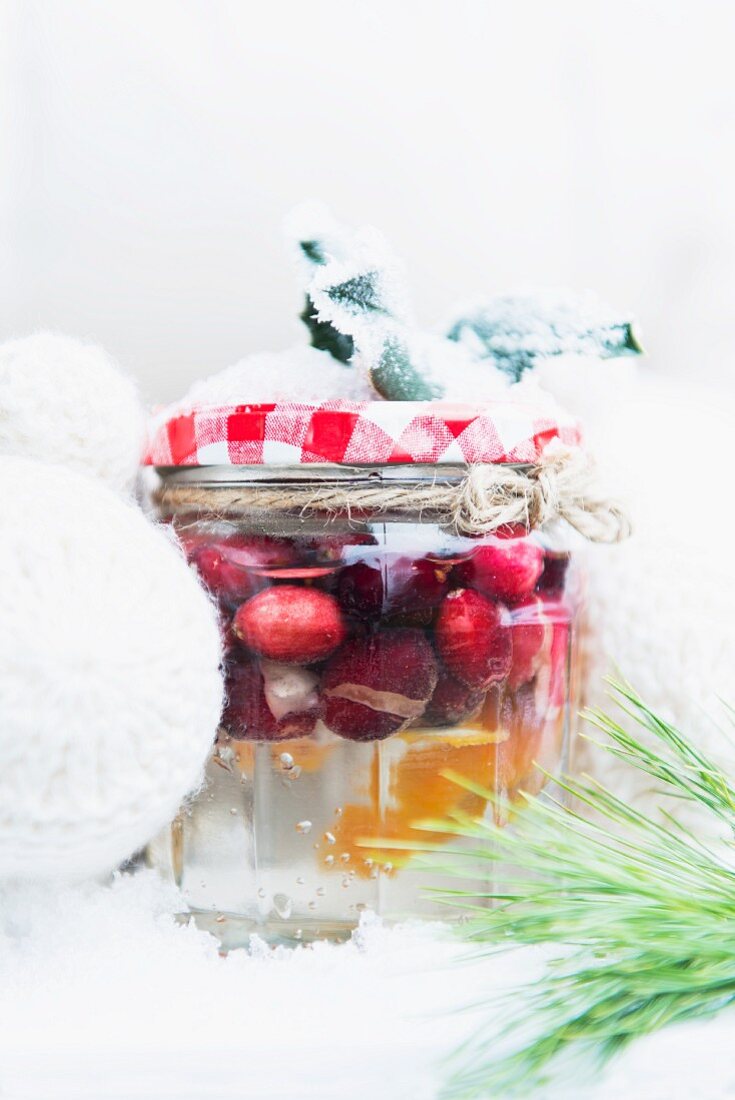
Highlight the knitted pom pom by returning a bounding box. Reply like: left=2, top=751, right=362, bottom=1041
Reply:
left=0, top=457, right=223, bottom=880
left=0, top=333, right=144, bottom=493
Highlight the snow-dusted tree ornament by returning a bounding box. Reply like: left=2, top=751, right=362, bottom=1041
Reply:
left=0, top=457, right=223, bottom=880
left=0, top=332, right=145, bottom=494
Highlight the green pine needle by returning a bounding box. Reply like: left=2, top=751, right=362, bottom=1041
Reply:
left=407, top=681, right=735, bottom=1097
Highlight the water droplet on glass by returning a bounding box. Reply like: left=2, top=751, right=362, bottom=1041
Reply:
left=296, top=876, right=304, bottom=886
left=383, top=863, right=393, bottom=874
left=324, top=832, right=336, bottom=845
left=325, top=854, right=335, bottom=866
left=340, top=852, right=350, bottom=864
left=294, top=929, right=303, bottom=940
left=334, top=806, right=343, bottom=817
left=215, top=745, right=235, bottom=772
left=370, top=870, right=378, bottom=880
left=363, top=858, right=373, bottom=869
left=356, top=903, right=367, bottom=913
left=272, top=893, right=293, bottom=919
left=341, top=876, right=351, bottom=889
left=230, top=807, right=238, bottom=815
left=279, top=752, right=294, bottom=769
left=316, top=887, right=325, bottom=897
left=257, top=888, right=266, bottom=899
left=295, top=820, right=312, bottom=835
left=215, top=914, right=226, bottom=923
left=308, top=901, right=317, bottom=911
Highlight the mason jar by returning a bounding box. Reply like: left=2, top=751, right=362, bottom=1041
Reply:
left=145, top=401, right=586, bottom=946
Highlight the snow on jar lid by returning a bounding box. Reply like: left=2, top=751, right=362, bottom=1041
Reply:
left=144, top=397, right=581, bottom=468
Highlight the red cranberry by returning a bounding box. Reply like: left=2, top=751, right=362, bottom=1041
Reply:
left=190, top=544, right=265, bottom=606
left=435, top=588, right=512, bottom=690
left=337, top=554, right=449, bottom=620
left=536, top=552, right=570, bottom=598
left=233, top=586, right=346, bottom=664
left=217, top=534, right=298, bottom=570
left=337, top=560, right=384, bottom=619
left=507, top=595, right=553, bottom=690
left=421, top=667, right=485, bottom=728
left=222, top=660, right=277, bottom=739
left=322, top=629, right=438, bottom=741
left=455, top=537, right=544, bottom=603
left=223, top=660, right=319, bottom=740
left=392, top=556, right=450, bottom=611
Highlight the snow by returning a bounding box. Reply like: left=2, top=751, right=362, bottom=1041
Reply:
left=168, top=346, right=375, bottom=410
left=2, top=870, right=735, bottom=1100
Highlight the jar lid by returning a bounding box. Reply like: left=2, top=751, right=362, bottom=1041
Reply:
left=143, top=399, right=581, bottom=468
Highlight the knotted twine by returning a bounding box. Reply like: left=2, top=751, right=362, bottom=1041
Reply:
left=155, top=446, right=630, bottom=544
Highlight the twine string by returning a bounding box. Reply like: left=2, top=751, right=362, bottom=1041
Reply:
left=155, top=447, right=630, bottom=544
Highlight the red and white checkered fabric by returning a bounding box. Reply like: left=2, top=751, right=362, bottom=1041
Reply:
left=144, top=400, right=581, bottom=467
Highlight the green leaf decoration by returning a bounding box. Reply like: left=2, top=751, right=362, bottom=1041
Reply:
left=322, top=270, right=392, bottom=318
left=299, top=295, right=354, bottom=364
left=447, top=293, right=644, bottom=382
left=382, top=682, right=735, bottom=1097
left=369, top=332, right=445, bottom=401
left=299, top=239, right=327, bottom=266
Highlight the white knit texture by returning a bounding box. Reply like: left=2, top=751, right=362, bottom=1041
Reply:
left=0, top=457, right=223, bottom=879
left=537, top=362, right=735, bottom=812
left=0, top=332, right=144, bottom=494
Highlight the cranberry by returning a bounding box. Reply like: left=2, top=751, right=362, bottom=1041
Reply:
left=222, top=660, right=277, bottom=739
left=435, top=588, right=512, bottom=690
left=455, top=537, right=544, bottom=603
left=337, top=560, right=384, bottom=619
left=189, top=544, right=265, bottom=607
left=421, top=667, right=485, bottom=728
left=535, top=552, right=570, bottom=598
left=233, top=586, right=346, bottom=664
left=223, top=660, right=319, bottom=741
left=337, top=554, right=449, bottom=620
left=507, top=595, right=553, bottom=690
left=322, top=629, right=438, bottom=741
left=217, top=534, right=298, bottom=570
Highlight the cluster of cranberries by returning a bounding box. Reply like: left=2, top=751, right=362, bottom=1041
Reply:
left=182, top=524, right=571, bottom=744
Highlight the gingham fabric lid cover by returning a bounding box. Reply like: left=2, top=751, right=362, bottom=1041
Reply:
left=144, top=399, right=581, bottom=467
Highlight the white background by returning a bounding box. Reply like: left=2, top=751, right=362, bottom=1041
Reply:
left=2, top=0, right=735, bottom=403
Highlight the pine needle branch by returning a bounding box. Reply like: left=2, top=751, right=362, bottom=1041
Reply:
left=412, top=680, right=735, bottom=1097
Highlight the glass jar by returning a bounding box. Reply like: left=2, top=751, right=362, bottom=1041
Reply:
left=147, top=463, right=582, bottom=947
